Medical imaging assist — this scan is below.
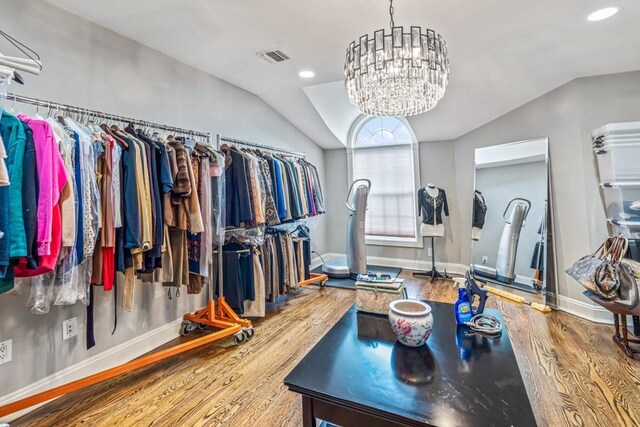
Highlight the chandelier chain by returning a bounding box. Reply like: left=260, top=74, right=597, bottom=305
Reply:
left=389, top=0, right=395, bottom=29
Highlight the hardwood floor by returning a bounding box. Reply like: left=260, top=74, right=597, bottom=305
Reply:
left=14, top=271, right=640, bottom=427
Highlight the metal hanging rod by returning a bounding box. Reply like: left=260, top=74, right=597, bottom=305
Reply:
left=217, top=134, right=306, bottom=158
left=3, top=93, right=211, bottom=139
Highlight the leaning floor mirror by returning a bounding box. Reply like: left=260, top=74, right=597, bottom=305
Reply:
left=470, top=138, right=556, bottom=305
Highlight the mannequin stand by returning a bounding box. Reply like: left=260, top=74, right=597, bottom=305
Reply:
left=413, top=236, right=450, bottom=281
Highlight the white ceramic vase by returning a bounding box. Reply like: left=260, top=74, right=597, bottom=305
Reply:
left=388, top=300, right=434, bottom=347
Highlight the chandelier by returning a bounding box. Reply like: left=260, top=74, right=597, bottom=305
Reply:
left=344, top=0, right=450, bottom=117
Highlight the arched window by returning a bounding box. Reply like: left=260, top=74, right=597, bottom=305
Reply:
left=348, top=116, right=419, bottom=245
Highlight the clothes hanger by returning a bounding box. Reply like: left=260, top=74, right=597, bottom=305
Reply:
left=54, top=103, right=67, bottom=126
left=101, top=123, right=128, bottom=148
left=0, top=30, right=42, bottom=77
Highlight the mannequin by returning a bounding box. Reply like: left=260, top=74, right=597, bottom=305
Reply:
left=415, top=184, right=450, bottom=280
left=417, top=183, right=449, bottom=237
left=472, top=190, right=487, bottom=241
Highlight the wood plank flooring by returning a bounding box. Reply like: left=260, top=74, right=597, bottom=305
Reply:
left=14, top=271, right=640, bottom=427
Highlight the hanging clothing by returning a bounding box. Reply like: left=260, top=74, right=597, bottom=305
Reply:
left=0, top=110, right=28, bottom=259
left=221, top=145, right=324, bottom=227
left=243, top=247, right=266, bottom=317
left=472, top=191, right=487, bottom=229
left=472, top=190, right=487, bottom=241
left=223, top=147, right=253, bottom=227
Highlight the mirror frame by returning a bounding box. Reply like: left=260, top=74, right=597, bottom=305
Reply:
left=471, top=137, right=555, bottom=306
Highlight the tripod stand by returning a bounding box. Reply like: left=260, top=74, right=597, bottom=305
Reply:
left=413, top=236, right=450, bottom=281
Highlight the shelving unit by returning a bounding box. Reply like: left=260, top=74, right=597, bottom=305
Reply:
left=590, top=121, right=640, bottom=359
left=593, top=123, right=640, bottom=237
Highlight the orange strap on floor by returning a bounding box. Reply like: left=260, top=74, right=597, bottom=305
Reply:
left=0, top=324, right=241, bottom=417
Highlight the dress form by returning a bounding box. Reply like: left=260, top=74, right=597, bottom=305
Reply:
left=414, top=183, right=450, bottom=280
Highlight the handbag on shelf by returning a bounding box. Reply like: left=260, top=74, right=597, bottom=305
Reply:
left=567, top=236, right=628, bottom=300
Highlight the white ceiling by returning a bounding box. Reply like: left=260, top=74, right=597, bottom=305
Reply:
left=46, top=0, right=640, bottom=149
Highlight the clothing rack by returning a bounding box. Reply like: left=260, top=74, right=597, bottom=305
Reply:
left=0, top=95, right=252, bottom=419
left=3, top=93, right=211, bottom=139
left=265, top=222, right=328, bottom=288
left=215, top=138, right=324, bottom=287
left=217, top=134, right=306, bottom=158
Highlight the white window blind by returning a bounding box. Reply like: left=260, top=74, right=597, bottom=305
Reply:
left=351, top=117, right=417, bottom=240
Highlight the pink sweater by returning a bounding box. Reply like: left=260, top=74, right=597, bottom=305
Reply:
left=18, top=115, right=68, bottom=256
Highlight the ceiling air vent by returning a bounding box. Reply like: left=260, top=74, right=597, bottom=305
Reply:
left=257, top=50, right=290, bottom=64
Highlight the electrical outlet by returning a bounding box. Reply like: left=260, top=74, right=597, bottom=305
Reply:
left=63, top=317, right=78, bottom=341
left=482, top=256, right=488, bottom=264
left=0, top=339, right=12, bottom=365
left=427, top=247, right=433, bottom=257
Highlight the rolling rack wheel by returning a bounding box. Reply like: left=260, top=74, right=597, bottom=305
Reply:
left=180, top=321, right=195, bottom=337
left=243, top=326, right=255, bottom=341
left=197, top=323, right=207, bottom=330
left=320, top=280, right=327, bottom=287
left=233, top=332, right=246, bottom=346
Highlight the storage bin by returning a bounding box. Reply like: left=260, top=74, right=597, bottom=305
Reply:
left=600, top=183, right=640, bottom=222
left=594, top=142, right=640, bottom=182
left=594, top=135, right=640, bottom=148
left=592, top=122, right=640, bottom=139
left=355, top=280, right=407, bottom=315
left=608, top=219, right=640, bottom=239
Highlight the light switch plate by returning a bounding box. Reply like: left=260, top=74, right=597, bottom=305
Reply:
left=0, top=339, right=12, bottom=365
left=427, top=247, right=433, bottom=257
left=63, top=317, right=78, bottom=340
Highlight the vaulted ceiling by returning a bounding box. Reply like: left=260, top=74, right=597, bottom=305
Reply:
left=46, top=0, right=640, bottom=148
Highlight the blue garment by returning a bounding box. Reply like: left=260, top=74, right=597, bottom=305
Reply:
left=225, top=148, right=253, bottom=227
left=0, top=110, right=27, bottom=258
left=72, top=131, right=84, bottom=265
left=120, top=138, right=141, bottom=250
left=156, top=142, right=174, bottom=194
left=271, top=159, right=286, bottom=219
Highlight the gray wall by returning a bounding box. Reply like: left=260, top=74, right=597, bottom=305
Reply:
left=454, top=71, right=640, bottom=302
left=0, top=0, right=326, bottom=396
left=324, top=139, right=460, bottom=265
left=472, top=161, right=547, bottom=280
left=325, top=70, right=640, bottom=305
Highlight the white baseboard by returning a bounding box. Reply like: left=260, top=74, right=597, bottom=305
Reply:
left=555, top=294, right=631, bottom=326
left=317, top=253, right=467, bottom=277
left=318, top=253, right=628, bottom=326
left=0, top=318, right=183, bottom=423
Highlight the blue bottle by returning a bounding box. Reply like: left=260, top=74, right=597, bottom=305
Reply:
left=455, top=288, right=473, bottom=325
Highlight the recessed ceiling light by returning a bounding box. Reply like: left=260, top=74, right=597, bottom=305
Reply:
left=587, top=7, right=619, bottom=22
left=298, top=70, right=315, bottom=78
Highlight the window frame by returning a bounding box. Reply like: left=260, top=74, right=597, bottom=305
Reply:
left=347, top=115, right=423, bottom=248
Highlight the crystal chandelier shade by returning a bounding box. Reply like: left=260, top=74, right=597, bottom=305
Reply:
left=344, top=3, right=450, bottom=117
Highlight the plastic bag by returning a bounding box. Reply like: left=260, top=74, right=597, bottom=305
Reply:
left=26, top=272, right=56, bottom=314
left=211, top=151, right=226, bottom=245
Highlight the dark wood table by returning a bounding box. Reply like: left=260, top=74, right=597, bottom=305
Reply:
left=284, top=302, right=536, bottom=427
